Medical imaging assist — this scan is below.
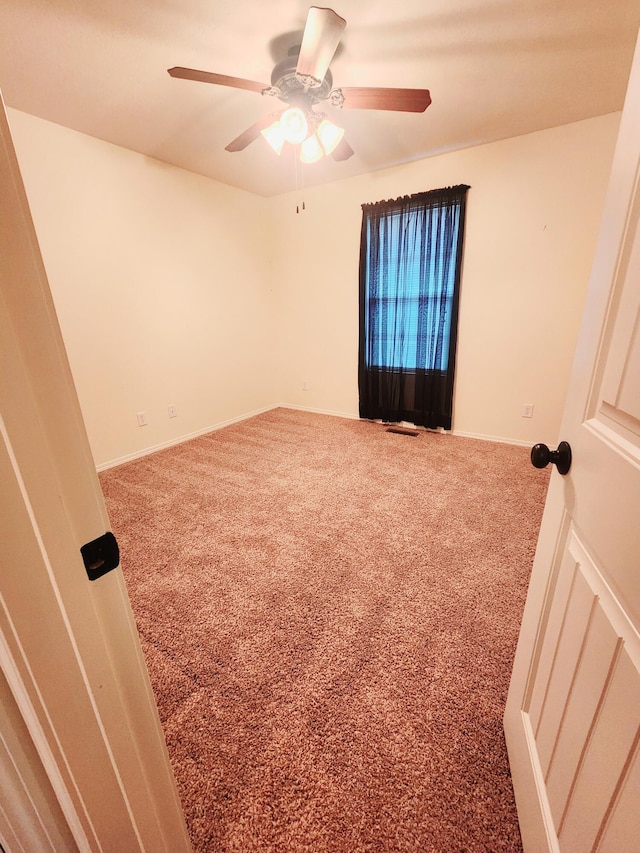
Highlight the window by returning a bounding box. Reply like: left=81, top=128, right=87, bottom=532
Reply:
left=358, top=185, right=469, bottom=430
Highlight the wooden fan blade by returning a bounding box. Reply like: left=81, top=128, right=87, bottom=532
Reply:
left=168, top=67, right=267, bottom=94
left=340, top=87, right=432, bottom=113
left=331, top=137, right=354, bottom=161
left=225, top=112, right=282, bottom=152
left=296, top=6, right=346, bottom=86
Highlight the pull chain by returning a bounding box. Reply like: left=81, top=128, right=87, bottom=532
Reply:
left=295, top=153, right=306, bottom=214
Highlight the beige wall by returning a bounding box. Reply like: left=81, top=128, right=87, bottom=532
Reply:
left=8, top=109, right=277, bottom=468
left=9, top=109, right=619, bottom=466
left=271, top=113, right=620, bottom=444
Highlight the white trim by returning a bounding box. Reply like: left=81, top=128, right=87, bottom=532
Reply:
left=0, top=802, right=23, bottom=853
left=97, top=404, right=531, bottom=472
left=284, top=408, right=529, bottom=446
left=97, top=404, right=359, bottom=472
left=452, top=429, right=530, bottom=447
left=0, top=700, right=54, bottom=852
left=0, top=617, right=92, bottom=853
left=96, top=404, right=278, bottom=471
left=0, top=415, right=94, bottom=851
left=279, top=403, right=360, bottom=421
left=520, top=711, right=561, bottom=853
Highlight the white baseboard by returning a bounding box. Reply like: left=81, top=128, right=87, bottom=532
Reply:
left=96, top=404, right=279, bottom=471
left=282, top=406, right=532, bottom=447
left=279, top=403, right=360, bottom=421
left=283, top=408, right=530, bottom=448
left=97, top=405, right=530, bottom=471
left=452, top=429, right=531, bottom=447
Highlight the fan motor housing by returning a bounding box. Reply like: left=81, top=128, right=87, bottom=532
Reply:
left=270, top=48, right=334, bottom=103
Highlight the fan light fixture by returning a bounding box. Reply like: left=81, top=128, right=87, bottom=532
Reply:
left=280, top=107, right=308, bottom=144
left=316, top=118, right=344, bottom=154
left=261, top=122, right=286, bottom=155
left=300, top=133, right=323, bottom=163
left=261, top=109, right=344, bottom=163
left=169, top=6, right=433, bottom=171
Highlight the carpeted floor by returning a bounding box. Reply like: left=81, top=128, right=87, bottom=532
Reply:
left=99, top=408, right=550, bottom=852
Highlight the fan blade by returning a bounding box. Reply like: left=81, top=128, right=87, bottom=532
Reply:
left=331, top=137, right=354, bottom=161
left=168, top=67, right=267, bottom=94
left=296, top=7, right=346, bottom=87
left=340, top=87, right=431, bottom=113
left=225, top=112, right=282, bottom=152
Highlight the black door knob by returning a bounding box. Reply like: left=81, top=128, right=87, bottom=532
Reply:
left=530, top=441, right=572, bottom=475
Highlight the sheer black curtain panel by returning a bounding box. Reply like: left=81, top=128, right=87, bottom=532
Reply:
left=358, top=184, right=469, bottom=430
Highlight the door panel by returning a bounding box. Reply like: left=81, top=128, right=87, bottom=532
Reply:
left=519, top=530, right=640, bottom=848
left=598, top=746, right=640, bottom=852
left=505, top=26, right=640, bottom=852
left=546, top=601, right=619, bottom=827
left=529, top=552, right=592, bottom=764
left=560, top=648, right=640, bottom=849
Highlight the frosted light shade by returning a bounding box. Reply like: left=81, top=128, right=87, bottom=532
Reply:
left=280, top=107, right=308, bottom=145
left=261, top=120, right=286, bottom=155
left=316, top=119, right=345, bottom=155
left=300, top=133, right=324, bottom=164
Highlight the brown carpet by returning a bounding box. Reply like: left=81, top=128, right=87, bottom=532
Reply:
left=99, top=408, right=550, bottom=852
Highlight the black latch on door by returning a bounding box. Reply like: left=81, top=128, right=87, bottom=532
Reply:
left=80, top=531, right=120, bottom=581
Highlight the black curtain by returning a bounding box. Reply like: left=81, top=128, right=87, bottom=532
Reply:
left=358, top=185, right=469, bottom=430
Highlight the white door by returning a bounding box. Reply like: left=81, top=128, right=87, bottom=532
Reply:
left=504, top=28, right=640, bottom=853
left=0, top=92, right=192, bottom=850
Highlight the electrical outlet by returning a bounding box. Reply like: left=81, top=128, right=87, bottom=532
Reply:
left=168, top=404, right=177, bottom=418
left=136, top=411, right=147, bottom=427
left=302, top=380, right=309, bottom=391
left=522, top=403, right=534, bottom=418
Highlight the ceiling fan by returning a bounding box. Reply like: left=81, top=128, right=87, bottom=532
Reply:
left=168, top=6, right=431, bottom=164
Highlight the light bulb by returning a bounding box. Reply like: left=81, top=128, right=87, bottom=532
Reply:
left=316, top=118, right=345, bottom=155
left=300, top=133, right=324, bottom=164
left=280, top=107, right=308, bottom=145
left=261, top=120, right=286, bottom=155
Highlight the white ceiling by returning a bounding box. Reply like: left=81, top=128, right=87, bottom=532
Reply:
left=1, top=0, right=639, bottom=198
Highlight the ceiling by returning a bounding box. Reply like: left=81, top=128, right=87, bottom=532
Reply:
left=1, top=0, right=640, bottom=198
